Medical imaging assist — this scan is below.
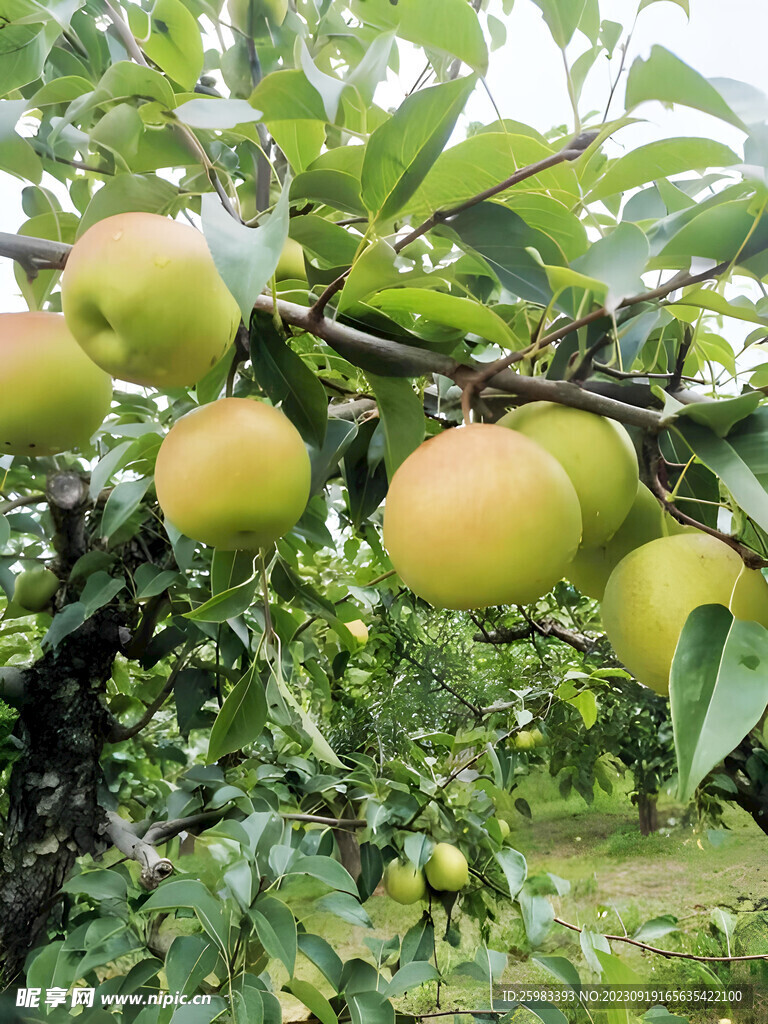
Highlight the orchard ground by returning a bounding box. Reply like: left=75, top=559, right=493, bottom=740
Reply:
left=145, top=771, right=768, bottom=1024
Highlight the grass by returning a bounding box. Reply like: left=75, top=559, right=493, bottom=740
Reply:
left=282, top=771, right=768, bottom=1023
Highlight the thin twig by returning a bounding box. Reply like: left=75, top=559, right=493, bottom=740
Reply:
left=554, top=916, right=768, bottom=963
left=0, top=493, right=46, bottom=515
left=108, top=640, right=195, bottom=742
left=309, top=131, right=598, bottom=320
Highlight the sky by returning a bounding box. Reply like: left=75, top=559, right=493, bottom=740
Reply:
left=0, top=0, right=766, bottom=308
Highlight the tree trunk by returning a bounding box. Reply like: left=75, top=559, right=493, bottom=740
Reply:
left=0, top=610, right=122, bottom=986
left=637, top=793, right=658, bottom=836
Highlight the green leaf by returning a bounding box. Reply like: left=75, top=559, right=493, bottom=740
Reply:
left=638, top=0, right=689, bottom=15
left=298, top=39, right=345, bottom=123
left=0, top=99, right=42, bottom=182
left=347, top=992, right=394, bottom=1024
left=128, top=0, right=204, bottom=91
left=297, top=933, right=343, bottom=991
left=250, top=311, right=328, bottom=449
left=207, top=663, right=267, bottom=762
left=201, top=174, right=290, bottom=323
left=385, top=960, right=439, bottom=998
left=675, top=421, right=768, bottom=533
left=268, top=669, right=343, bottom=768
left=211, top=549, right=255, bottom=596
left=404, top=132, right=579, bottom=222
left=250, top=69, right=326, bottom=121
left=530, top=0, right=587, bottom=47
left=90, top=441, right=134, bottom=500
left=97, top=61, right=176, bottom=108
left=533, top=955, right=581, bottom=990
left=365, top=375, right=424, bottom=480
left=571, top=222, right=648, bottom=309
left=80, top=570, right=125, bottom=616
left=166, top=935, right=220, bottom=998
left=174, top=97, right=263, bottom=130
left=250, top=895, right=297, bottom=974
left=287, top=981, right=338, bottom=1024
left=288, top=855, right=358, bottom=895
left=0, top=515, right=9, bottom=551
left=0, top=16, right=61, bottom=95
left=401, top=917, right=434, bottom=965
left=567, top=690, right=597, bottom=729
left=140, top=880, right=230, bottom=952
left=41, top=603, right=86, bottom=651
left=268, top=119, right=325, bottom=174
left=361, top=75, right=476, bottom=221
left=632, top=915, right=679, bottom=941
left=666, top=287, right=768, bottom=327
left=450, top=203, right=557, bottom=308
left=625, top=46, right=744, bottom=129
left=674, top=394, right=761, bottom=438
left=351, top=0, right=487, bottom=74
left=100, top=478, right=152, bottom=540
left=62, top=869, right=128, bottom=901
left=184, top=573, right=258, bottom=623
left=519, top=889, right=554, bottom=947
left=368, top=288, right=518, bottom=348
left=78, top=174, right=179, bottom=236
left=134, top=564, right=179, bottom=599
left=495, top=848, right=527, bottom=898
left=671, top=604, right=768, bottom=801
left=588, top=138, right=739, bottom=201
left=316, top=892, right=373, bottom=929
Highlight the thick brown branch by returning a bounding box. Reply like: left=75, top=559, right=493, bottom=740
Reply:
left=0, top=233, right=682, bottom=431
left=473, top=619, right=597, bottom=653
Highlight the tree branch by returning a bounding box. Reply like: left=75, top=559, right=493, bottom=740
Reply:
left=0, top=232, right=689, bottom=431
left=104, top=812, right=174, bottom=890
left=309, top=130, right=599, bottom=319
left=553, top=916, right=768, bottom=963
left=472, top=619, right=598, bottom=653
left=0, top=493, right=46, bottom=515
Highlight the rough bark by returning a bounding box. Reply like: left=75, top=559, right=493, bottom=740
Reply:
left=0, top=611, right=123, bottom=985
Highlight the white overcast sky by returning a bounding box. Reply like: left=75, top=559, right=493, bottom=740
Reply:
left=0, top=0, right=765, bottom=309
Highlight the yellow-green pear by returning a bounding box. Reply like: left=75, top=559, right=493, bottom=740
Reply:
left=568, top=483, right=667, bottom=600
left=228, top=0, right=289, bottom=32
left=602, top=532, right=768, bottom=695
left=62, top=212, right=240, bottom=388
left=14, top=567, right=59, bottom=612
left=276, top=238, right=306, bottom=282
left=514, top=730, right=537, bottom=751
left=345, top=619, right=368, bottom=645
left=383, top=861, right=426, bottom=905
left=500, top=402, right=638, bottom=546
left=425, top=843, right=469, bottom=892
left=155, top=398, right=310, bottom=550
left=0, top=313, right=112, bottom=456
left=383, top=424, right=582, bottom=610
left=495, top=818, right=510, bottom=840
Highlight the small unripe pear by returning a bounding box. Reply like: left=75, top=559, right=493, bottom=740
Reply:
left=425, top=843, right=469, bottom=892
left=13, top=567, right=59, bottom=612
